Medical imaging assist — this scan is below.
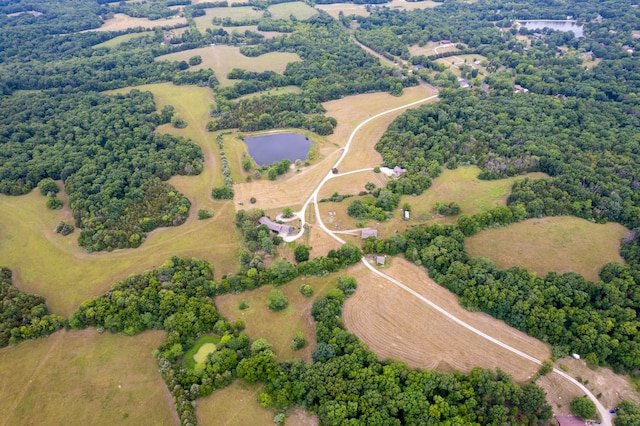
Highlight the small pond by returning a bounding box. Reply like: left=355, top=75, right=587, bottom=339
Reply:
left=519, top=20, right=584, bottom=38
left=243, top=132, right=312, bottom=166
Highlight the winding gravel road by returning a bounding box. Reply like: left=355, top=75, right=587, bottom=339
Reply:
left=285, top=91, right=611, bottom=426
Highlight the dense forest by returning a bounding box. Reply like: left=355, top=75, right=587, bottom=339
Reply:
left=0, top=90, right=202, bottom=251
left=0, top=268, right=63, bottom=347
left=70, top=257, right=552, bottom=425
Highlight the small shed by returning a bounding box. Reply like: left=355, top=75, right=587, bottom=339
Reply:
left=392, top=166, right=407, bottom=178
left=440, top=39, right=451, bottom=45
left=376, top=256, right=385, bottom=266
left=361, top=228, right=378, bottom=239
left=404, top=210, right=410, bottom=220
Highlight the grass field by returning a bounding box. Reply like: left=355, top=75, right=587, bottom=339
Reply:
left=87, top=13, right=186, bottom=32
left=405, top=166, right=548, bottom=223
left=465, top=216, right=627, bottom=282
left=267, top=2, right=317, bottom=20
left=93, top=31, right=153, bottom=49
left=196, top=380, right=272, bottom=425
left=408, top=40, right=459, bottom=57
left=435, top=53, right=488, bottom=77
left=0, top=83, right=243, bottom=316
left=344, top=259, right=550, bottom=382
left=215, top=273, right=342, bottom=362
left=184, top=335, right=221, bottom=369
left=0, top=329, right=174, bottom=426
left=316, top=3, right=370, bottom=19
left=155, top=45, right=300, bottom=87
left=193, top=6, right=262, bottom=32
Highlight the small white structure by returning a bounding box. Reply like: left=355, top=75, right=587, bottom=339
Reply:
left=404, top=210, right=410, bottom=220
left=376, top=256, right=385, bottom=266
left=572, top=353, right=581, bottom=360
left=361, top=228, right=378, bottom=239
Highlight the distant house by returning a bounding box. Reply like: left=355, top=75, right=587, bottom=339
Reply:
left=440, top=39, right=451, bottom=45
left=404, top=210, right=410, bottom=220
left=623, top=45, right=634, bottom=54
left=580, top=51, right=594, bottom=58
left=392, top=166, right=407, bottom=178
left=514, top=84, right=529, bottom=93
left=376, top=256, right=385, bottom=266
left=458, top=78, right=469, bottom=88
left=258, top=217, right=293, bottom=236
left=555, top=416, right=588, bottom=426
left=361, top=228, right=378, bottom=239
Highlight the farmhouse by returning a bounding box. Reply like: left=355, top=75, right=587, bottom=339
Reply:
left=554, top=416, right=588, bottom=426
left=514, top=84, right=529, bottom=93
left=258, top=217, right=294, bottom=236
left=440, top=39, right=451, bottom=45
left=361, top=228, right=378, bottom=239
left=392, top=166, right=407, bottom=178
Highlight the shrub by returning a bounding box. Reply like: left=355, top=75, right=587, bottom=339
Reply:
left=373, top=167, right=381, bottom=173
left=54, top=221, right=74, bottom=236
left=570, top=396, right=596, bottom=420
left=188, top=55, right=202, bottom=66
left=338, top=275, right=357, bottom=296
left=46, top=194, right=63, bottom=209
left=294, top=245, right=311, bottom=262
left=267, top=290, right=288, bottom=311
left=197, top=209, right=214, bottom=220
left=38, top=178, right=59, bottom=196
left=250, top=197, right=257, bottom=204
left=282, top=207, right=293, bottom=218
left=365, top=182, right=376, bottom=191
left=299, top=284, right=313, bottom=297
left=239, top=301, right=248, bottom=310
left=171, top=114, right=187, bottom=128
left=212, top=186, right=234, bottom=199
left=291, top=331, right=307, bottom=351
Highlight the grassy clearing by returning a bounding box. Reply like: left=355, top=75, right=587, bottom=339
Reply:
left=196, top=380, right=272, bottom=425
left=435, top=53, right=488, bottom=77
left=155, top=45, right=300, bottom=87
left=87, top=13, right=186, bottom=32
left=344, top=259, right=550, bottom=382
left=0, top=83, right=242, bottom=316
left=316, top=3, right=370, bottom=19
left=93, top=31, right=152, bottom=49
left=465, top=216, right=627, bottom=282
left=404, top=166, right=547, bottom=224
left=192, top=6, right=262, bottom=32
left=387, top=0, right=442, bottom=11
left=215, top=273, right=342, bottom=363
left=408, top=41, right=458, bottom=57
left=184, top=335, right=221, bottom=369
left=267, top=2, right=317, bottom=20
left=0, top=329, right=174, bottom=426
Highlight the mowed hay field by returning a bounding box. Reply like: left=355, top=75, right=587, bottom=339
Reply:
left=93, top=31, right=153, bottom=49
left=155, top=45, right=300, bottom=87
left=192, top=6, right=262, bottom=32
left=316, top=3, right=370, bottom=19
left=323, top=85, right=438, bottom=172
left=0, top=330, right=174, bottom=426
left=88, top=13, right=186, bottom=32
left=465, top=217, right=628, bottom=283
left=196, top=381, right=272, bottom=426
left=409, top=41, right=459, bottom=57
left=268, top=2, right=317, bottom=20
left=405, top=166, right=548, bottom=223
left=344, top=259, right=551, bottom=382
left=215, top=273, right=341, bottom=362
left=0, top=83, right=242, bottom=316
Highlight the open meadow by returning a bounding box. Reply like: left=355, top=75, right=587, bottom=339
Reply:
left=87, top=13, right=186, bottom=32
left=0, top=83, right=243, bottom=316
left=408, top=40, right=459, bottom=57
left=0, top=329, right=174, bottom=426
left=268, top=2, right=317, bottom=20
left=215, top=273, right=342, bottom=362
left=155, top=45, right=301, bottom=87
left=464, top=217, right=628, bottom=282
left=344, top=259, right=550, bottom=382
left=196, top=380, right=272, bottom=425
left=93, top=31, right=153, bottom=49
left=192, top=6, right=262, bottom=32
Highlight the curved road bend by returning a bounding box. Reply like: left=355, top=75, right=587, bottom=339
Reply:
left=282, top=92, right=611, bottom=425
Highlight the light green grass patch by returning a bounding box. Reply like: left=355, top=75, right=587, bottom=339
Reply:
left=465, top=216, right=627, bottom=282
left=93, top=31, right=152, bottom=49
left=194, top=343, right=217, bottom=363
left=155, top=45, right=300, bottom=86
left=184, top=335, right=221, bottom=369
left=233, top=85, right=301, bottom=101
left=193, top=6, right=262, bottom=32
left=268, top=2, right=317, bottom=20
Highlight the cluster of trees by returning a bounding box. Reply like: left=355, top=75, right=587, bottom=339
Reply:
left=258, top=284, right=552, bottom=425
left=211, top=133, right=234, bottom=199
left=213, top=93, right=337, bottom=135
left=0, top=268, right=63, bottom=347
left=346, top=189, right=400, bottom=221
left=377, top=90, right=639, bottom=229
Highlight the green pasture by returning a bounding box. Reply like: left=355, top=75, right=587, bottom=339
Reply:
left=268, top=2, right=317, bottom=20
left=193, top=6, right=262, bottom=32
left=93, top=31, right=152, bottom=49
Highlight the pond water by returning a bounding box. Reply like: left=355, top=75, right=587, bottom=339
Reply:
left=520, top=20, right=584, bottom=38
left=243, top=132, right=312, bottom=166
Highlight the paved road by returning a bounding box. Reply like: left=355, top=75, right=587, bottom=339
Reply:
left=284, top=92, right=612, bottom=426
